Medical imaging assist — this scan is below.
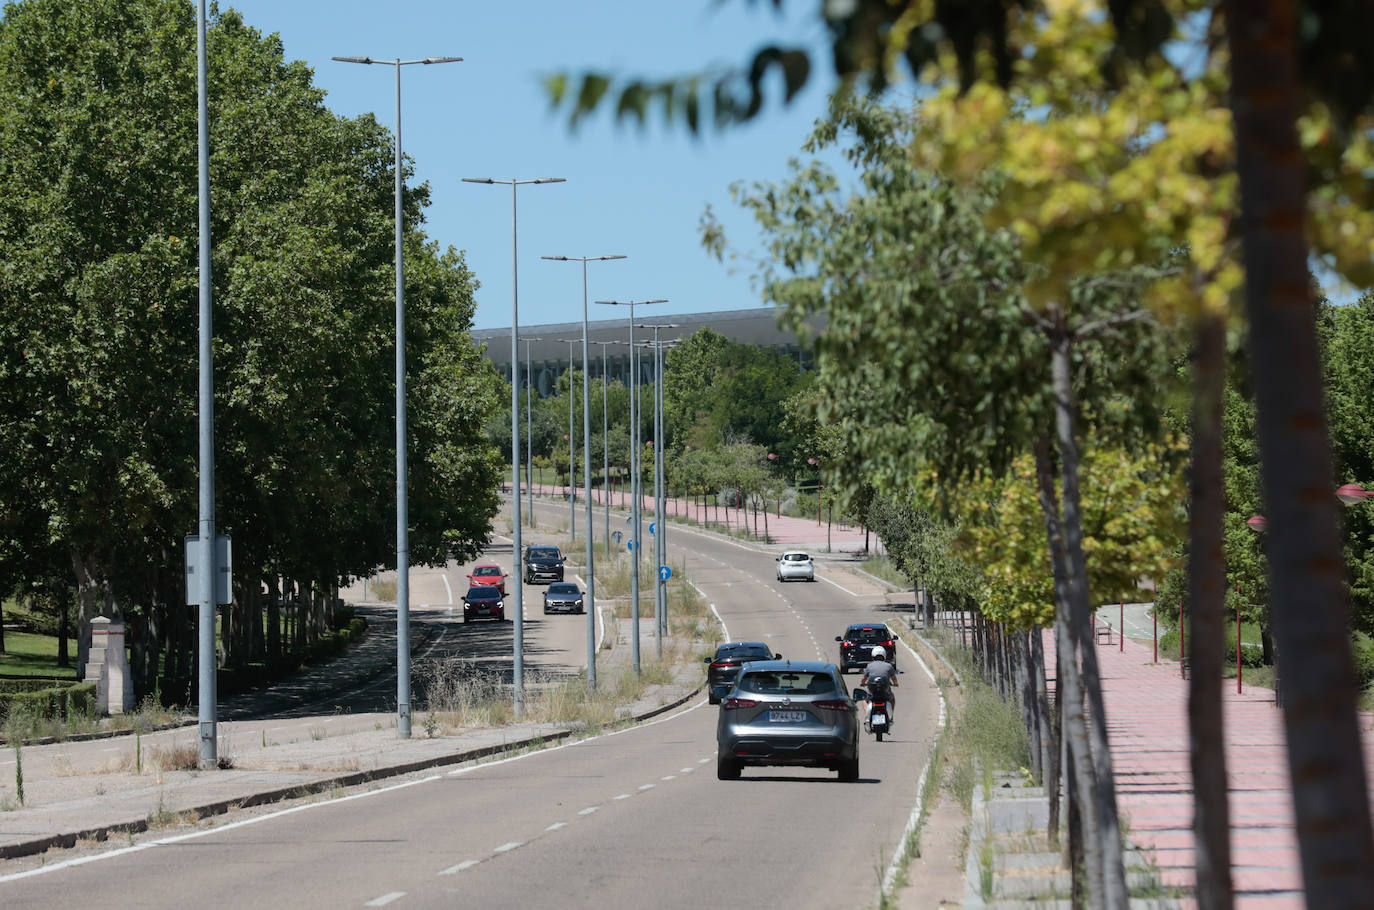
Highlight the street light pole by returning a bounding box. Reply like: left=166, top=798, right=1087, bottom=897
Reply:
left=557, top=339, right=579, bottom=538
left=543, top=256, right=626, bottom=692
left=462, top=176, right=566, bottom=717
left=639, top=326, right=677, bottom=654
left=595, top=299, right=665, bottom=673
left=522, top=337, right=543, bottom=528
left=334, top=52, right=462, bottom=740
left=592, top=340, right=616, bottom=559
left=195, top=0, right=218, bottom=767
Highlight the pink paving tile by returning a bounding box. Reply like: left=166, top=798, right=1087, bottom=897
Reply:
left=1041, top=628, right=1374, bottom=906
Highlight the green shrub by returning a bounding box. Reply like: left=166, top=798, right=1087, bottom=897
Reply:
left=0, top=681, right=97, bottom=725
left=1352, top=631, right=1374, bottom=688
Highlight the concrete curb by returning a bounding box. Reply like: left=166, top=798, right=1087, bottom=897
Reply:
left=0, top=682, right=705, bottom=861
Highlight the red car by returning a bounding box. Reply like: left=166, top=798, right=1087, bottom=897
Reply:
left=467, top=563, right=508, bottom=595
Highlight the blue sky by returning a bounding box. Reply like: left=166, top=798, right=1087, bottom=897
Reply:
left=224, top=0, right=845, bottom=331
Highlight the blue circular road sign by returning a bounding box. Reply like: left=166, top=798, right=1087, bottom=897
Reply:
left=658, top=565, right=672, bottom=581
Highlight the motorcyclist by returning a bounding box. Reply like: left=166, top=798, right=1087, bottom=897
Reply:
left=858, top=646, right=898, bottom=730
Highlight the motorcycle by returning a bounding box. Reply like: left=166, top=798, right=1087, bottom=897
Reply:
left=853, top=684, right=892, bottom=742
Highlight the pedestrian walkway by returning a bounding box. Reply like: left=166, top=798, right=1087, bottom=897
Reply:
left=523, top=482, right=871, bottom=554
left=1044, top=629, right=1374, bottom=907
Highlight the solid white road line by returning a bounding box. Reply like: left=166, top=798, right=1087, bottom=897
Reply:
left=817, top=574, right=859, bottom=596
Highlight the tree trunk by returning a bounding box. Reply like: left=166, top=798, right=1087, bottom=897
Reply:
left=57, top=584, right=70, bottom=668
left=69, top=549, right=99, bottom=679
left=1051, top=330, right=1128, bottom=907
left=1188, top=311, right=1236, bottom=909
left=1019, top=630, right=1042, bottom=783
left=1035, top=436, right=1104, bottom=902
left=1033, top=626, right=1060, bottom=848
left=267, top=575, right=281, bottom=666
left=1226, top=2, right=1374, bottom=900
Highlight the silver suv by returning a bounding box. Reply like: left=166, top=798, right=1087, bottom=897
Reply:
left=715, top=660, right=859, bottom=781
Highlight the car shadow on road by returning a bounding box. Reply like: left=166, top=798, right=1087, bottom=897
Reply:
left=732, top=775, right=882, bottom=784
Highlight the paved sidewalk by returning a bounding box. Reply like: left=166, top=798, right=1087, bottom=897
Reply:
left=1044, top=628, right=1374, bottom=907
left=524, top=482, right=873, bottom=554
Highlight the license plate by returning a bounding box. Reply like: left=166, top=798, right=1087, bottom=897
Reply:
left=871, top=714, right=886, bottom=725
left=768, top=710, right=806, bottom=723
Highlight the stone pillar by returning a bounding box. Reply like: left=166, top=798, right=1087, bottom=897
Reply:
left=83, top=616, right=136, bottom=715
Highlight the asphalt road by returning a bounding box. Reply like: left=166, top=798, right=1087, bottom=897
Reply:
left=0, top=501, right=939, bottom=909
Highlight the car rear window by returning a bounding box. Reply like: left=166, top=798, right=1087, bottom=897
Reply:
left=847, top=627, right=890, bottom=644
left=784, top=553, right=809, bottom=562
left=717, top=645, right=772, bottom=661
left=738, top=671, right=837, bottom=696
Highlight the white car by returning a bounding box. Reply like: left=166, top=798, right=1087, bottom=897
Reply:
left=776, top=551, right=815, bottom=582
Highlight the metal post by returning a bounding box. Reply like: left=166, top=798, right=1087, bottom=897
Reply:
left=335, top=53, right=462, bottom=738
left=1120, top=601, right=1124, bottom=652
left=1236, top=595, right=1242, bottom=694
left=600, top=342, right=611, bottom=559
left=593, top=300, right=664, bottom=673
left=391, top=59, right=413, bottom=738
left=525, top=339, right=535, bottom=527
left=535, top=256, right=628, bottom=693
left=195, top=0, right=217, bottom=768
left=568, top=340, right=576, bottom=539
left=461, top=176, right=564, bottom=718
left=510, top=181, right=523, bottom=716
left=655, top=331, right=667, bottom=648
left=629, top=309, right=640, bottom=672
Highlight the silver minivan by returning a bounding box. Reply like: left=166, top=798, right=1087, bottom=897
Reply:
left=715, top=660, right=859, bottom=781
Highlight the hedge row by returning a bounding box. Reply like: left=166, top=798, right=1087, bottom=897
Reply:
left=0, top=681, right=97, bottom=725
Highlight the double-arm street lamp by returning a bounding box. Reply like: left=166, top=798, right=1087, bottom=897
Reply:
left=595, top=300, right=665, bottom=673
left=462, top=176, right=566, bottom=717
left=333, top=52, right=462, bottom=740
left=591, top=340, right=618, bottom=559
left=556, top=339, right=581, bottom=536
left=521, top=336, right=545, bottom=527
left=543, top=255, right=626, bottom=692
left=639, top=325, right=679, bottom=656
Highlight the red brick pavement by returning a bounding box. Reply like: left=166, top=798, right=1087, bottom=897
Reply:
left=1044, top=629, right=1374, bottom=907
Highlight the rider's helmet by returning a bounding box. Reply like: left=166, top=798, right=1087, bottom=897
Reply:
left=870, top=646, right=886, bottom=660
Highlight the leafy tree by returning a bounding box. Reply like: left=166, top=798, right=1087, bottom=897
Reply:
left=555, top=5, right=1374, bottom=899
left=0, top=0, right=501, bottom=691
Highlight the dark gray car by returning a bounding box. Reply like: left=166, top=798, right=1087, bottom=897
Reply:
left=543, top=581, right=584, bottom=614
left=715, top=660, right=859, bottom=781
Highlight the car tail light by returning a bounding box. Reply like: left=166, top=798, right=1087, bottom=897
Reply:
left=710, top=661, right=736, bottom=670
left=885, top=640, right=895, bottom=651
left=721, top=697, right=758, bottom=710
left=841, top=640, right=851, bottom=648
left=812, top=699, right=849, bottom=710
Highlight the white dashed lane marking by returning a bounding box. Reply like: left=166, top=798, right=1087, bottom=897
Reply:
left=438, top=861, right=479, bottom=876
left=579, top=806, right=600, bottom=816
left=493, top=842, right=523, bottom=854
left=365, top=893, right=406, bottom=907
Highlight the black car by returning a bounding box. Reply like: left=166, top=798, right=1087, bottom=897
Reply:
left=704, top=641, right=781, bottom=705
left=462, top=585, right=505, bottom=623
left=524, top=545, right=565, bottom=584
left=543, top=581, right=584, bottom=614
left=835, top=623, right=897, bottom=674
